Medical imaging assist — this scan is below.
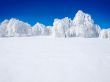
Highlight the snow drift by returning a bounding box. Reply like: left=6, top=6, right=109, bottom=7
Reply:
left=0, top=37, right=110, bottom=82
left=0, top=10, right=110, bottom=39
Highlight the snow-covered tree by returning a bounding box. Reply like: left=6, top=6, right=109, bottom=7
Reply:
left=0, top=10, right=110, bottom=39
left=0, top=18, right=31, bottom=37
left=70, top=10, right=101, bottom=38
left=43, top=26, right=52, bottom=35
left=99, top=29, right=110, bottom=39
left=6, top=18, right=31, bottom=37
left=32, top=22, right=45, bottom=36
left=52, top=10, right=101, bottom=38
left=0, top=19, right=9, bottom=37
left=52, top=17, right=72, bottom=37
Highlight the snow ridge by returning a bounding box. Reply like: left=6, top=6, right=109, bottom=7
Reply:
left=0, top=10, right=110, bottom=39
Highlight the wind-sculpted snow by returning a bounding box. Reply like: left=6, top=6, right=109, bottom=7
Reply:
left=0, top=10, right=110, bottom=39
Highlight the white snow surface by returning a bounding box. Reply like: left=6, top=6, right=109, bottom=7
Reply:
left=0, top=37, right=110, bottom=82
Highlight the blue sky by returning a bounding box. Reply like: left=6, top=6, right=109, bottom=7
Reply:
left=0, top=0, right=110, bottom=28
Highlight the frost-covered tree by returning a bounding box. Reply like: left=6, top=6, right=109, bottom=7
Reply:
left=32, top=23, right=51, bottom=36
left=0, top=10, right=110, bottom=39
left=0, top=18, right=31, bottom=37
left=69, top=10, right=101, bottom=38
left=52, top=17, right=72, bottom=37
left=6, top=18, right=31, bottom=37
left=52, top=10, right=101, bottom=38
left=43, top=26, right=52, bottom=35
left=99, top=29, right=110, bottom=39
left=0, top=19, right=9, bottom=37
left=32, top=22, right=45, bottom=36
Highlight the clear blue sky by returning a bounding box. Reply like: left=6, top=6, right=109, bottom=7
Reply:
left=0, top=0, right=110, bottom=28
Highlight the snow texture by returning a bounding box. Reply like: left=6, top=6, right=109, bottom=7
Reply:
left=0, top=37, right=110, bottom=82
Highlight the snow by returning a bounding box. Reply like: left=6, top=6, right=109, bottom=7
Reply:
left=0, top=37, right=110, bottom=82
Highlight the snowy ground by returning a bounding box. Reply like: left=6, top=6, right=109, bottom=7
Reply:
left=0, top=37, right=110, bottom=82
